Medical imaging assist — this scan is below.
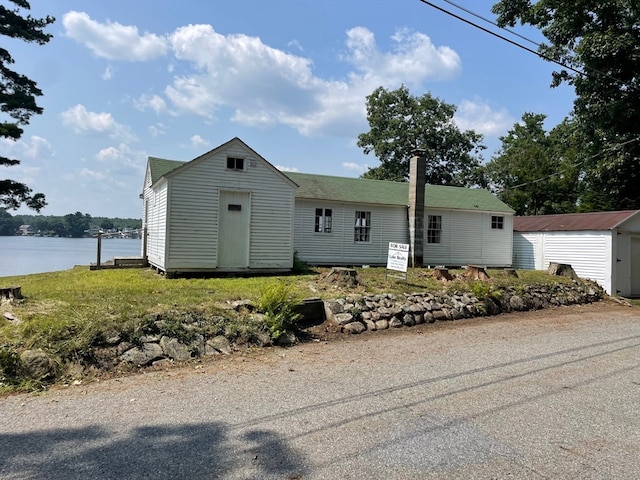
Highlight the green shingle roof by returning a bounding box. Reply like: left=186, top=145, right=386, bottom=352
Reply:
left=285, top=172, right=514, bottom=213
left=146, top=158, right=513, bottom=213
left=148, top=157, right=184, bottom=184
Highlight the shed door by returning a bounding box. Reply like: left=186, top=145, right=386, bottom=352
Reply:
left=631, top=237, right=640, bottom=297
left=218, top=191, right=250, bottom=268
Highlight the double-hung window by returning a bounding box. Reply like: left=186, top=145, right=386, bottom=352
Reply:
left=354, top=211, right=371, bottom=242
left=314, top=208, right=332, bottom=233
left=427, top=215, right=442, bottom=244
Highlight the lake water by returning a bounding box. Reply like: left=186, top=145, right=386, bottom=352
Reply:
left=0, top=236, right=143, bottom=278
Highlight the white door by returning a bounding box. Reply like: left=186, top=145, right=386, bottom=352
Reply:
left=218, top=191, right=250, bottom=268
left=631, top=237, right=640, bottom=297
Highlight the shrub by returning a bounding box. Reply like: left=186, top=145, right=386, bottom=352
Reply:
left=257, top=281, right=301, bottom=341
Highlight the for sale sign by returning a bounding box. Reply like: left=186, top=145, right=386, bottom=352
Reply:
left=387, top=242, right=409, bottom=272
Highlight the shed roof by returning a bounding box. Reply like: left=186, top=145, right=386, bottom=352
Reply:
left=145, top=158, right=514, bottom=213
left=148, top=157, right=184, bottom=184
left=514, top=210, right=640, bottom=232
left=285, top=172, right=514, bottom=212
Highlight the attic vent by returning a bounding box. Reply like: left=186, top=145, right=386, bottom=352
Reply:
left=249, top=158, right=257, bottom=167
left=228, top=204, right=242, bottom=211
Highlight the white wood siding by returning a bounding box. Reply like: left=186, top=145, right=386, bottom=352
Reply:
left=424, top=210, right=513, bottom=267
left=512, top=233, right=541, bottom=270
left=293, top=200, right=408, bottom=265
left=165, top=142, right=294, bottom=271
left=513, top=231, right=613, bottom=294
left=145, top=180, right=168, bottom=269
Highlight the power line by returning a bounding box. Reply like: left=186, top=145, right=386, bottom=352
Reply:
left=495, top=136, right=640, bottom=193
left=417, top=0, right=585, bottom=77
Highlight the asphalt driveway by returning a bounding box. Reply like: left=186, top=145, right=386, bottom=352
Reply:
left=1, top=300, right=639, bottom=479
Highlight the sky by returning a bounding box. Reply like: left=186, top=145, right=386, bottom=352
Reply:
left=2, top=0, right=576, bottom=219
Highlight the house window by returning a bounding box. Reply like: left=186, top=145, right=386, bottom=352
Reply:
left=315, top=208, right=332, bottom=233
left=491, top=215, right=504, bottom=229
left=354, top=211, right=371, bottom=242
left=427, top=215, right=442, bottom=244
left=226, top=157, right=244, bottom=170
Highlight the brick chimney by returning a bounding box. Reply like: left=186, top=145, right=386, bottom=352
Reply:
left=408, top=149, right=426, bottom=268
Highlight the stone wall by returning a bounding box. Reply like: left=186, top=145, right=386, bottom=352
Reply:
left=323, top=280, right=605, bottom=334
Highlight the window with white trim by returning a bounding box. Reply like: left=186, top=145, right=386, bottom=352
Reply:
left=354, top=211, right=371, bottom=242
left=427, top=215, right=442, bottom=244
left=491, top=215, right=504, bottom=229
left=314, top=208, right=332, bottom=233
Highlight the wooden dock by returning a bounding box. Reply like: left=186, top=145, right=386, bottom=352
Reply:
left=90, top=256, right=147, bottom=270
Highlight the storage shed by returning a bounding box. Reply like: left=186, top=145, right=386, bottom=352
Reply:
left=513, top=210, right=640, bottom=297
left=142, top=137, right=297, bottom=275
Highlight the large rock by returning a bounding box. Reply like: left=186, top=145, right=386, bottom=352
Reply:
left=343, top=321, right=366, bottom=334
left=159, top=336, right=192, bottom=362
left=120, top=343, right=164, bottom=366
left=20, top=349, right=57, bottom=380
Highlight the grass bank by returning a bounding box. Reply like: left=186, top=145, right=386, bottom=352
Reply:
left=1, top=265, right=568, bottom=392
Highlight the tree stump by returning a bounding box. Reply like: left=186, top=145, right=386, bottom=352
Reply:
left=432, top=267, right=454, bottom=282
left=0, top=286, right=22, bottom=300
left=322, top=267, right=359, bottom=287
left=504, top=268, right=519, bottom=278
left=548, top=262, right=578, bottom=280
left=463, top=265, right=490, bottom=281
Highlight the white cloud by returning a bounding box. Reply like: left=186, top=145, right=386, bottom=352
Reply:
left=102, top=65, right=114, bottom=80
left=95, top=143, right=146, bottom=173
left=190, top=134, right=209, bottom=148
left=454, top=99, right=514, bottom=137
left=0, top=135, right=54, bottom=161
left=163, top=25, right=462, bottom=137
left=341, top=162, right=368, bottom=173
left=134, top=93, right=169, bottom=115
left=62, top=11, right=168, bottom=61
left=61, top=104, right=137, bottom=142
left=148, top=123, right=167, bottom=137
left=276, top=165, right=299, bottom=172
left=80, top=167, right=108, bottom=181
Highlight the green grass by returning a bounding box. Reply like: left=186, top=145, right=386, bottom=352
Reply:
left=0, top=265, right=573, bottom=391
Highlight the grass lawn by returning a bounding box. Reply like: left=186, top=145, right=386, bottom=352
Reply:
left=0, top=265, right=567, bottom=391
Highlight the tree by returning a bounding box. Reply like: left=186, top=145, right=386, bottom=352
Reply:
left=492, top=0, right=640, bottom=210
left=0, top=207, right=21, bottom=235
left=64, top=211, right=91, bottom=238
left=484, top=113, right=581, bottom=215
left=357, top=85, right=485, bottom=185
left=1, top=1, right=54, bottom=211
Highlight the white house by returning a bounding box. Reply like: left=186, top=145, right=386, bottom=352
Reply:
left=142, top=137, right=297, bottom=276
left=513, top=210, right=640, bottom=297
left=142, top=138, right=514, bottom=276
left=286, top=172, right=514, bottom=267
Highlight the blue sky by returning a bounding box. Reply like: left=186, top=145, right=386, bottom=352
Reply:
left=2, top=0, right=575, bottom=218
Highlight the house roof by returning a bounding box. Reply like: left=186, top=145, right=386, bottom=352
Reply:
left=145, top=157, right=514, bottom=213
left=148, top=157, right=184, bottom=184
left=514, top=210, right=640, bottom=232
left=285, top=172, right=514, bottom=213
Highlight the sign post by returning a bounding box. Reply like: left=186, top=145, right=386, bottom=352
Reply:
left=386, top=242, right=409, bottom=281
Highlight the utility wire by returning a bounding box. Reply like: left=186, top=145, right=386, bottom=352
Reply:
left=442, top=0, right=540, bottom=47
left=417, top=0, right=585, bottom=77
left=495, top=136, right=640, bottom=193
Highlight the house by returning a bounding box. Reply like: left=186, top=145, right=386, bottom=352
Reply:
left=513, top=211, right=640, bottom=297
left=286, top=172, right=514, bottom=267
left=142, top=138, right=297, bottom=276
left=142, top=137, right=514, bottom=276
left=18, top=224, right=34, bottom=236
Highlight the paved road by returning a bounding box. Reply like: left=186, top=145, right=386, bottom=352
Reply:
left=1, top=301, right=639, bottom=479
